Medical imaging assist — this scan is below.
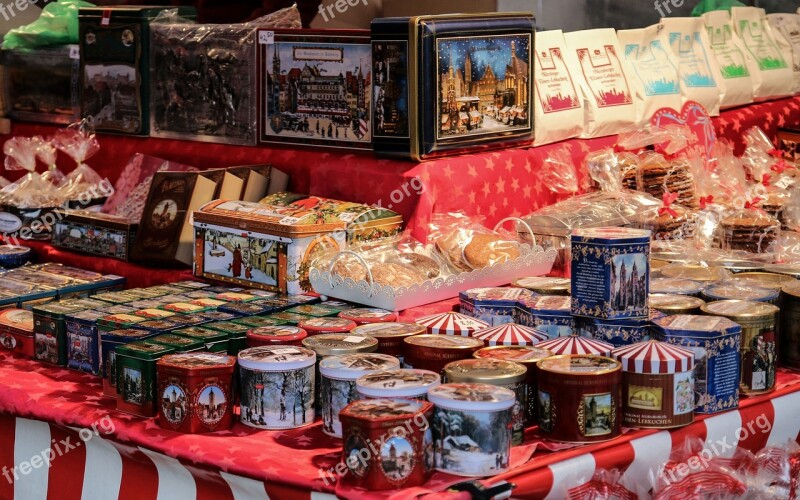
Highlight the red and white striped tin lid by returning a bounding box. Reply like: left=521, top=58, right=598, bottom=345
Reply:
left=612, top=340, right=695, bottom=374
left=536, top=335, right=613, bottom=356
left=414, top=311, right=489, bottom=336
left=472, top=323, right=548, bottom=346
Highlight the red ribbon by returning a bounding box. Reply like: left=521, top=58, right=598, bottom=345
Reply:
left=771, top=159, right=791, bottom=174
left=745, top=196, right=763, bottom=210
left=761, top=173, right=771, bottom=187
left=613, top=143, right=625, bottom=153
left=768, top=148, right=784, bottom=159
left=658, top=192, right=679, bottom=218
left=699, top=195, right=714, bottom=209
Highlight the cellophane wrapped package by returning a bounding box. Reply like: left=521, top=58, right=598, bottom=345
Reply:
left=0, top=137, right=63, bottom=209
left=52, top=121, right=112, bottom=210
left=34, top=136, right=66, bottom=189
left=429, top=212, right=523, bottom=272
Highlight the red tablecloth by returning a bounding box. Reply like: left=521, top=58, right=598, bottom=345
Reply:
left=0, top=350, right=798, bottom=499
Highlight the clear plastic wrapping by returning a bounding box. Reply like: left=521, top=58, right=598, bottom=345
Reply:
left=0, top=136, right=63, bottom=208
left=542, top=145, right=580, bottom=194
left=585, top=147, right=639, bottom=192
left=429, top=212, right=522, bottom=271
left=720, top=202, right=781, bottom=256
left=52, top=121, right=110, bottom=207
left=34, top=136, right=66, bottom=189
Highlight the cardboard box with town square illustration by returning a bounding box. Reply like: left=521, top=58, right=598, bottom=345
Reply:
left=192, top=193, right=401, bottom=295
left=371, top=13, right=535, bottom=160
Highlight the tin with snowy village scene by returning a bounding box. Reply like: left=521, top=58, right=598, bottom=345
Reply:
left=320, top=353, right=401, bottom=438
left=193, top=195, right=400, bottom=294
left=370, top=13, right=535, bottom=160
left=571, top=228, right=651, bottom=320
left=237, top=346, right=317, bottom=430
left=156, top=352, right=236, bottom=434
left=339, top=398, right=434, bottom=490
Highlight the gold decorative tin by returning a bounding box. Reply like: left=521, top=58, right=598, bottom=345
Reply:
left=701, top=300, right=779, bottom=395
left=661, top=265, right=730, bottom=283
left=402, top=334, right=483, bottom=376
left=512, top=277, right=571, bottom=296
left=649, top=294, right=706, bottom=315
left=763, top=263, right=800, bottom=280
left=724, top=272, right=795, bottom=291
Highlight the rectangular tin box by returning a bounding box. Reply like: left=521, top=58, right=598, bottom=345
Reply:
left=52, top=210, right=138, bottom=261
left=193, top=194, right=400, bottom=294
left=371, top=13, right=535, bottom=160
left=459, top=287, right=534, bottom=326
left=514, top=295, right=574, bottom=338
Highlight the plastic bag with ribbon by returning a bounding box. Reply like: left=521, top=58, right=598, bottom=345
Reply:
left=747, top=440, right=800, bottom=499
left=719, top=195, right=781, bottom=258
left=541, top=145, right=580, bottom=194
left=34, top=136, right=66, bottom=189
left=52, top=120, right=112, bottom=209
left=564, top=468, right=640, bottom=499
left=584, top=147, right=639, bottom=192
left=0, top=137, right=63, bottom=208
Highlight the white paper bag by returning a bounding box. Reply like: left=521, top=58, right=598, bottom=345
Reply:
left=563, top=29, right=636, bottom=139
left=766, top=13, right=800, bottom=94
left=533, top=30, right=584, bottom=146
left=702, top=10, right=754, bottom=109
left=660, top=17, right=724, bottom=116
left=732, top=6, right=794, bottom=100
left=617, top=24, right=682, bottom=124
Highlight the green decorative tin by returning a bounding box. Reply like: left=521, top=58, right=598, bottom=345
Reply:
left=100, top=328, right=157, bottom=397
left=232, top=316, right=289, bottom=328
left=286, top=304, right=342, bottom=317
left=267, top=311, right=315, bottom=326
left=33, top=302, right=89, bottom=366
left=97, top=313, right=147, bottom=330
left=173, top=327, right=229, bottom=353
left=115, top=341, right=175, bottom=416
left=147, top=334, right=205, bottom=353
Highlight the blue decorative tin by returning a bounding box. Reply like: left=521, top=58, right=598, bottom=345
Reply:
left=701, top=284, right=779, bottom=305
left=650, top=278, right=705, bottom=297
left=460, top=287, right=535, bottom=326
left=195, top=310, right=241, bottom=322
left=571, top=228, right=651, bottom=320
left=164, top=313, right=214, bottom=328
left=0, top=245, right=33, bottom=268
left=575, top=316, right=650, bottom=348
left=651, top=314, right=741, bottom=414
left=66, top=309, right=105, bottom=374
left=513, top=295, right=574, bottom=338
left=217, top=301, right=272, bottom=317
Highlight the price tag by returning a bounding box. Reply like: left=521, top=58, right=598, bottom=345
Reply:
left=343, top=335, right=366, bottom=343
left=69, top=45, right=80, bottom=60
left=258, top=31, right=274, bottom=45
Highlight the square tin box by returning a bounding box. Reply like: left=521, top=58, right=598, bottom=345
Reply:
left=0, top=309, right=35, bottom=357
left=514, top=295, right=574, bottom=339
left=78, top=6, right=197, bottom=135
left=99, top=328, right=157, bottom=396
left=33, top=302, right=90, bottom=366
left=65, top=308, right=107, bottom=374
left=258, top=29, right=373, bottom=151
left=193, top=195, right=401, bottom=294
left=115, top=340, right=175, bottom=416
left=575, top=316, right=650, bottom=348
left=371, top=13, right=535, bottom=160
left=459, top=287, right=535, bottom=326
left=571, top=227, right=651, bottom=320
left=652, top=314, right=741, bottom=414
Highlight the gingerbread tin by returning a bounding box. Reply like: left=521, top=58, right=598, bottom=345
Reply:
left=268, top=312, right=315, bottom=326
left=174, top=327, right=229, bottom=353
left=512, top=277, right=571, bottom=295
left=701, top=300, right=779, bottom=395
left=238, top=346, right=317, bottom=429
left=443, top=359, right=528, bottom=445
left=351, top=322, right=425, bottom=361
left=428, top=383, right=515, bottom=476
left=414, top=312, right=488, bottom=337
left=298, top=317, right=357, bottom=336
left=116, top=341, right=175, bottom=417
left=701, top=284, right=779, bottom=305
left=612, top=341, right=695, bottom=428
left=459, top=288, right=535, bottom=326
left=99, top=328, right=157, bottom=397
left=320, top=353, right=401, bottom=438
left=650, top=278, right=704, bottom=297
left=536, top=335, right=614, bottom=357
left=571, top=227, right=650, bottom=320
left=233, top=315, right=288, bottom=329
left=246, top=325, right=307, bottom=347
left=574, top=316, right=651, bottom=348
left=356, top=369, right=441, bottom=400
left=338, top=308, right=397, bottom=325
left=650, top=294, right=706, bottom=315
left=471, top=323, right=548, bottom=347
left=339, top=398, right=434, bottom=490
left=514, top=295, right=574, bottom=338
left=156, top=352, right=236, bottom=433
left=65, top=308, right=106, bottom=374
left=288, top=304, right=344, bottom=318
left=147, top=334, right=205, bottom=353
left=33, top=302, right=88, bottom=366
left=0, top=309, right=34, bottom=357
left=651, top=315, right=741, bottom=414
left=403, top=335, right=483, bottom=376
left=780, top=281, right=800, bottom=370
left=537, top=355, right=623, bottom=443
left=474, top=345, right=553, bottom=424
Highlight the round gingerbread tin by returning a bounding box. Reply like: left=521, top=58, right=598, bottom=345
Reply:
left=338, top=308, right=398, bottom=325
left=512, top=276, right=570, bottom=295
left=650, top=294, right=706, bottom=315
left=722, top=272, right=795, bottom=291
left=536, top=355, right=622, bottom=443
left=402, top=334, right=483, bottom=376
left=611, top=340, right=695, bottom=428
left=701, top=300, right=779, bottom=395
left=156, top=352, right=236, bottom=433
left=763, top=263, right=800, bottom=279
left=471, top=323, right=548, bottom=347
left=701, top=284, right=779, bottom=304
left=414, top=311, right=488, bottom=336
left=427, top=383, right=515, bottom=477
left=339, top=398, right=434, bottom=490
left=443, top=359, right=528, bottom=445
left=649, top=278, right=705, bottom=297
left=319, top=353, right=401, bottom=438
left=237, top=346, right=317, bottom=429
left=536, top=335, right=613, bottom=357
left=661, top=265, right=730, bottom=283
left=246, top=325, right=308, bottom=347
left=356, top=368, right=441, bottom=400
left=351, top=322, right=425, bottom=360
left=298, top=317, right=357, bottom=336
left=0, top=245, right=32, bottom=268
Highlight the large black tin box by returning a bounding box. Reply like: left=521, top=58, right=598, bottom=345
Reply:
left=79, top=6, right=196, bottom=135
left=371, top=13, right=535, bottom=160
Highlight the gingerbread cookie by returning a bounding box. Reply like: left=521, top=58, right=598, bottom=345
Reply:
left=396, top=252, right=441, bottom=279
left=463, top=234, right=520, bottom=269
left=370, top=262, right=426, bottom=288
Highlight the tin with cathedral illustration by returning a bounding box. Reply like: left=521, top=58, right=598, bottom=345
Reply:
left=156, top=352, right=236, bottom=433
left=371, top=13, right=535, bottom=160
left=571, top=228, right=651, bottom=320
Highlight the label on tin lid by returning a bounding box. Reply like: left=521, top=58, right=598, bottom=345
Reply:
left=162, top=352, right=233, bottom=366
left=216, top=292, right=257, bottom=302
left=135, top=309, right=175, bottom=319
left=320, top=353, right=400, bottom=378
left=123, top=342, right=170, bottom=354
left=357, top=369, right=440, bottom=390
left=0, top=245, right=29, bottom=255
left=0, top=309, right=33, bottom=330
left=268, top=348, right=298, bottom=355
left=463, top=287, right=531, bottom=301
left=102, top=314, right=145, bottom=323
left=475, top=346, right=552, bottom=362
left=339, top=307, right=395, bottom=319
left=238, top=346, right=316, bottom=370
left=164, top=302, right=206, bottom=312
left=302, top=317, right=354, bottom=329
left=453, top=316, right=490, bottom=329
left=250, top=326, right=305, bottom=337
left=668, top=315, right=722, bottom=330
left=290, top=304, right=342, bottom=316
left=154, top=335, right=195, bottom=346
left=341, top=398, right=425, bottom=419
left=343, top=335, right=367, bottom=343
left=177, top=327, right=222, bottom=338
left=538, top=355, right=620, bottom=374
left=427, top=383, right=515, bottom=411
left=405, top=335, right=482, bottom=348
left=352, top=322, right=425, bottom=337
left=445, top=359, right=527, bottom=383
left=271, top=312, right=312, bottom=322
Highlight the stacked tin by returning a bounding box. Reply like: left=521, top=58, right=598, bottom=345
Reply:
left=471, top=323, right=548, bottom=347
left=356, top=369, right=441, bottom=401
left=459, top=287, right=534, bottom=325
left=402, top=335, right=483, bottom=376
left=116, top=341, right=175, bottom=417
left=246, top=325, right=308, bottom=347
left=701, top=300, right=779, bottom=395
left=612, top=340, right=695, bottom=428
left=0, top=309, right=34, bottom=357
left=350, top=322, right=425, bottom=362
left=514, top=295, right=574, bottom=338
left=298, top=317, right=357, bottom=336
left=414, top=311, right=488, bottom=336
